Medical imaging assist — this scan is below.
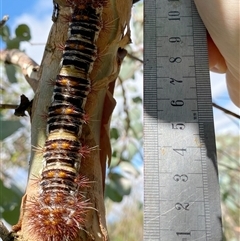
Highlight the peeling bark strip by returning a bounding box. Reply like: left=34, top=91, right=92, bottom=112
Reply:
left=12, top=0, right=132, bottom=240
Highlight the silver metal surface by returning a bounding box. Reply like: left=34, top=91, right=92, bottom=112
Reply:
left=143, top=1, right=223, bottom=240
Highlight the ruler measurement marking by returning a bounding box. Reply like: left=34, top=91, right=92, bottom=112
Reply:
left=145, top=0, right=222, bottom=240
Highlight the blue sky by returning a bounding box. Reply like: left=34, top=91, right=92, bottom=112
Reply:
left=1, top=0, right=35, bottom=22
left=1, top=0, right=52, bottom=63
left=1, top=0, right=239, bottom=134
left=1, top=0, right=52, bottom=27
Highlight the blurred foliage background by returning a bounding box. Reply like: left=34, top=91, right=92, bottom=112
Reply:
left=0, top=2, right=239, bottom=241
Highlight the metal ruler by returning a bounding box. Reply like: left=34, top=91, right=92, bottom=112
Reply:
left=143, top=0, right=223, bottom=240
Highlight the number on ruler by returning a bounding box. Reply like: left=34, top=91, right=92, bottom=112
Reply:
left=171, top=100, right=184, bottom=106
left=173, top=148, right=186, bottom=156
left=170, top=78, right=183, bottom=85
left=168, top=10, right=180, bottom=21
left=169, top=37, right=181, bottom=43
left=175, top=203, right=190, bottom=211
left=173, top=174, right=188, bottom=182
left=172, top=123, right=185, bottom=129
left=169, top=57, right=182, bottom=63
left=176, top=232, right=191, bottom=239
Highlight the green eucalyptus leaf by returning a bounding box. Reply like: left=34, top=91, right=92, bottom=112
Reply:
left=105, top=182, right=123, bottom=202
left=118, top=161, right=140, bottom=177
left=110, top=127, right=119, bottom=140
left=132, top=96, right=142, bottom=103
left=5, top=64, right=18, bottom=83
left=0, top=179, right=22, bottom=224
left=109, top=155, right=119, bottom=167
left=222, top=191, right=230, bottom=201
left=0, top=25, right=10, bottom=41
left=120, top=142, right=137, bottom=161
left=110, top=173, right=131, bottom=196
left=2, top=207, right=20, bottom=224
left=6, top=38, right=20, bottom=49
left=112, top=150, right=117, bottom=158
left=132, top=122, right=142, bottom=135
left=15, top=24, right=31, bottom=41
left=0, top=118, right=23, bottom=140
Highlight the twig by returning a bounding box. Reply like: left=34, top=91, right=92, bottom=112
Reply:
left=112, top=77, right=140, bottom=168
left=0, top=15, right=9, bottom=28
left=212, top=102, right=240, bottom=119
left=119, top=76, right=131, bottom=133
left=127, top=52, right=143, bottom=64
left=218, top=162, right=240, bottom=172
left=118, top=76, right=139, bottom=139
left=0, top=104, right=19, bottom=109
left=0, top=49, right=39, bottom=92
left=218, top=149, right=239, bottom=165
left=28, top=42, right=46, bottom=46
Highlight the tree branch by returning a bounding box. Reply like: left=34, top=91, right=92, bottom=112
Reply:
left=127, top=52, right=143, bottom=63
left=0, top=49, right=39, bottom=92
left=212, top=102, right=240, bottom=119
left=0, top=15, right=9, bottom=28
left=0, top=104, right=18, bottom=109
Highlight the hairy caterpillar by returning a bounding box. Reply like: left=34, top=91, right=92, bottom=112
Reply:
left=24, top=1, right=107, bottom=240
